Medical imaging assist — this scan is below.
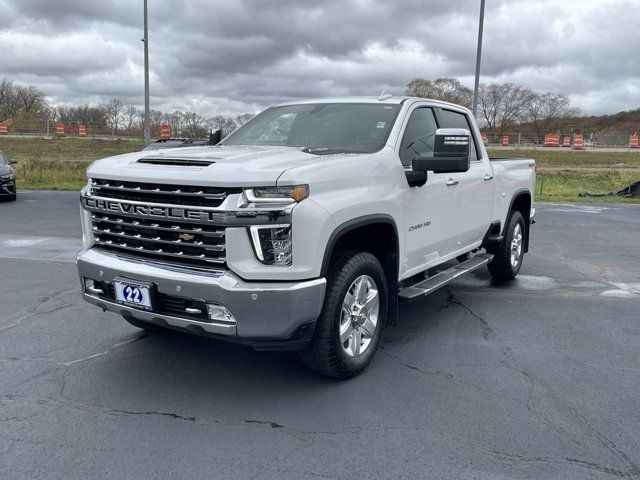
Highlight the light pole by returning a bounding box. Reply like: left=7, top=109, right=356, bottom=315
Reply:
left=472, top=0, right=485, bottom=119
left=142, top=0, right=151, bottom=144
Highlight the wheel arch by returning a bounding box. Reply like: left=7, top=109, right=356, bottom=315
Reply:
left=506, top=189, right=532, bottom=252
left=321, top=215, right=400, bottom=324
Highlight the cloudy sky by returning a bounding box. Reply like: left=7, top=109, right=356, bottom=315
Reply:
left=1, top=0, right=638, bottom=117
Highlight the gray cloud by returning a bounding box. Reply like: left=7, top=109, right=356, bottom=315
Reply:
left=0, top=0, right=637, bottom=116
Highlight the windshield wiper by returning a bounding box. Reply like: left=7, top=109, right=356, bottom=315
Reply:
left=301, top=147, right=365, bottom=156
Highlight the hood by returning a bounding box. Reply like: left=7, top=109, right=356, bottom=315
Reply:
left=87, top=145, right=324, bottom=187
left=0, top=164, right=13, bottom=175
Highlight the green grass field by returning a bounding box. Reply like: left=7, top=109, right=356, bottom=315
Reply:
left=1, top=137, right=638, bottom=203
left=487, top=149, right=640, bottom=203
left=487, top=148, right=640, bottom=170
left=0, top=137, right=142, bottom=191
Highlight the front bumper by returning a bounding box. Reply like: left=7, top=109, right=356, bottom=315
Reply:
left=0, top=180, right=15, bottom=195
left=77, top=248, right=326, bottom=350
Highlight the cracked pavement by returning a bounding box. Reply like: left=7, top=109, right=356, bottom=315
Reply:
left=1, top=191, right=639, bottom=479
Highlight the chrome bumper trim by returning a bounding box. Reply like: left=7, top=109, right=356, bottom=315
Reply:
left=77, top=247, right=326, bottom=340
left=83, top=292, right=238, bottom=336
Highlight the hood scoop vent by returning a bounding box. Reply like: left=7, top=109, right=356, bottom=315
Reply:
left=137, top=156, right=217, bottom=167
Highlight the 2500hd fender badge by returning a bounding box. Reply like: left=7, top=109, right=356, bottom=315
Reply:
left=409, top=221, right=431, bottom=232
left=83, top=196, right=216, bottom=222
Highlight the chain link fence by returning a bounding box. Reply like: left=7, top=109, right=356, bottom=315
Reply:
left=483, top=132, right=639, bottom=150
left=1, top=120, right=640, bottom=151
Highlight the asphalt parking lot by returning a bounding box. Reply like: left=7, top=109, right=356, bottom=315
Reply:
left=1, top=190, right=639, bottom=479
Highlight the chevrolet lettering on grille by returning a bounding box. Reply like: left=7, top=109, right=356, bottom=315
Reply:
left=83, top=197, right=218, bottom=223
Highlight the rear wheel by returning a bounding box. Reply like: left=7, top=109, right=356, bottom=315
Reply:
left=300, top=251, right=387, bottom=379
left=488, top=210, right=525, bottom=281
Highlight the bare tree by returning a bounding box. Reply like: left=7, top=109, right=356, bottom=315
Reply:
left=15, top=85, right=46, bottom=114
left=0, top=79, right=20, bottom=119
left=183, top=111, right=206, bottom=137
left=166, top=110, right=185, bottom=137
left=406, top=78, right=473, bottom=107
left=521, top=92, right=580, bottom=140
left=235, top=113, right=256, bottom=126
left=102, top=98, right=124, bottom=137
left=477, top=83, right=536, bottom=139
left=208, top=115, right=238, bottom=137
left=124, top=105, right=140, bottom=137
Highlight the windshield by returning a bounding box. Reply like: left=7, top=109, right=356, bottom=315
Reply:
left=221, top=103, right=400, bottom=154
left=0, top=152, right=6, bottom=165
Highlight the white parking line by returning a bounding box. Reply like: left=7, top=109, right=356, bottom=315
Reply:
left=0, top=234, right=80, bottom=263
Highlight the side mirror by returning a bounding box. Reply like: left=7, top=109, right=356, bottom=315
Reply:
left=412, top=128, right=471, bottom=174
left=209, top=129, right=222, bottom=145
left=9, top=159, right=17, bottom=165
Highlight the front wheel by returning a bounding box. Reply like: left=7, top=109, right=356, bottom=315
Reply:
left=300, top=251, right=387, bottom=379
left=488, top=210, right=526, bottom=281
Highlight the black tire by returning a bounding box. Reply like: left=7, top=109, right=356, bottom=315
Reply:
left=488, top=210, right=525, bottom=281
left=300, top=251, right=387, bottom=379
left=0, top=193, right=16, bottom=202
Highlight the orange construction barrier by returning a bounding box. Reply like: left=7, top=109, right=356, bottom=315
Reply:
left=543, top=133, right=559, bottom=147
left=501, top=135, right=509, bottom=147
left=0, top=122, right=7, bottom=135
left=630, top=133, right=639, bottom=149
left=56, top=122, right=65, bottom=136
left=562, top=136, right=570, bottom=148
left=573, top=134, right=584, bottom=150
left=160, top=124, right=170, bottom=139
left=78, top=125, right=87, bottom=137
left=480, top=131, right=488, bottom=145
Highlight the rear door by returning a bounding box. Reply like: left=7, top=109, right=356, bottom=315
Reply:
left=398, top=105, right=460, bottom=278
left=436, top=108, right=494, bottom=248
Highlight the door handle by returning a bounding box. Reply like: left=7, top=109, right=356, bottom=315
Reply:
left=484, top=174, right=494, bottom=181
left=445, top=178, right=459, bottom=187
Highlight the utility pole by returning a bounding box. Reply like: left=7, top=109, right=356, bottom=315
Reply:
left=472, top=0, right=485, bottom=119
left=142, top=0, right=151, bottom=144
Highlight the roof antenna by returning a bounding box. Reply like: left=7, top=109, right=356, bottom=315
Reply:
left=378, top=90, right=393, bottom=101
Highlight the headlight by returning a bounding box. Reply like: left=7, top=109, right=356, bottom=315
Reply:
left=242, top=185, right=309, bottom=207
left=1, top=173, right=15, bottom=181
left=83, top=178, right=93, bottom=194
left=249, top=224, right=292, bottom=266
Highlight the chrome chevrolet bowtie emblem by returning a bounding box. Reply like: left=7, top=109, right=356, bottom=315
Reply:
left=178, top=233, right=195, bottom=241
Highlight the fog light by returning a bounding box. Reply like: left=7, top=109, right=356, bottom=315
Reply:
left=206, top=304, right=237, bottom=324
left=84, top=278, right=104, bottom=295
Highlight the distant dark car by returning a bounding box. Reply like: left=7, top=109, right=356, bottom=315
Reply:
left=0, top=151, right=17, bottom=201
left=142, top=138, right=209, bottom=151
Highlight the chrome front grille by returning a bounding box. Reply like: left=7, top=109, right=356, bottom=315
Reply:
left=90, top=209, right=227, bottom=267
left=91, top=178, right=240, bottom=207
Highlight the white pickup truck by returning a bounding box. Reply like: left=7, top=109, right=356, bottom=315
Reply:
left=77, top=96, right=535, bottom=378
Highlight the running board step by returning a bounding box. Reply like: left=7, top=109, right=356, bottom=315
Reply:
left=398, top=253, right=493, bottom=302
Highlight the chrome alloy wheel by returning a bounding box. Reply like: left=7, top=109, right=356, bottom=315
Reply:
left=339, top=275, right=380, bottom=357
left=510, top=223, right=523, bottom=268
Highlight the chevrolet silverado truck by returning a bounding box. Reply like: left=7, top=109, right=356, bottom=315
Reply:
left=77, top=96, right=535, bottom=378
